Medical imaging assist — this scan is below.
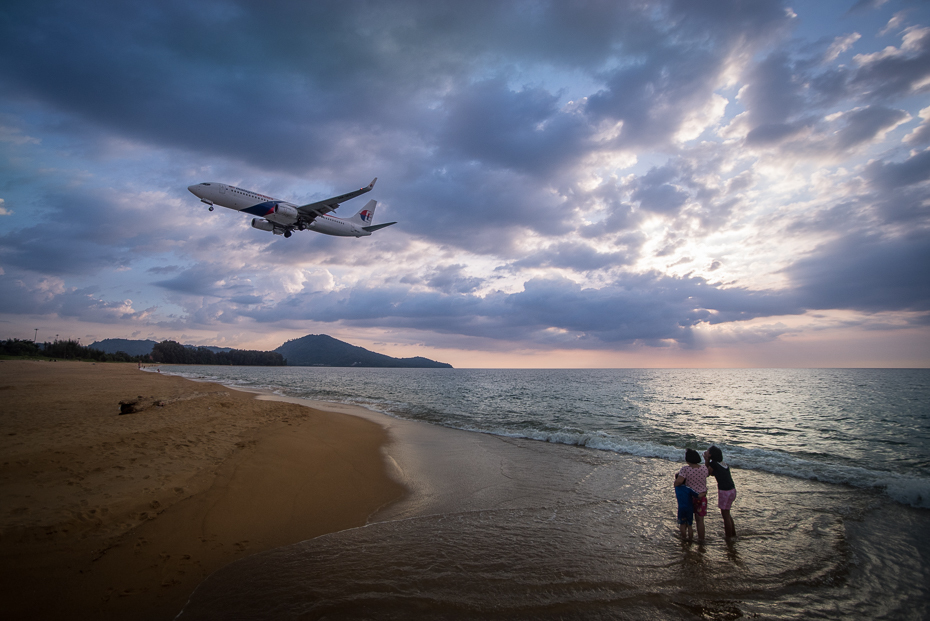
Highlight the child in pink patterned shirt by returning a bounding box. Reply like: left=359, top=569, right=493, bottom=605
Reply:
left=675, top=449, right=709, bottom=542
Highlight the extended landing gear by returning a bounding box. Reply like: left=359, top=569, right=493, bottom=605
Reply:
left=284, top=230, right=292, bottom=238
left=208, top=206, right=214, bottom=211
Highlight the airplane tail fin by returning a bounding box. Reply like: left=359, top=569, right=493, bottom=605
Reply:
left=350, top=200, right=379, bottom=226
left=350, top=199, right=396, bottom=233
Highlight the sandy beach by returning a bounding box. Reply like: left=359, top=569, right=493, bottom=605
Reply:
left=5, top=362, right=928, bottom=620
left=0, top=361, right=405, bottom=620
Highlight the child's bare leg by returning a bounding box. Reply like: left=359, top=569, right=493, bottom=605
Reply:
left=696, top=515, right=705, bottom=542
left=722, top=509, right=735, bottom=538
left=679, top=524, right=688, bottom=540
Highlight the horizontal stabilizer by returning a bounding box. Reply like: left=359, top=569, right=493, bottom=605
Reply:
left=362, top=222, right=397, bottom=233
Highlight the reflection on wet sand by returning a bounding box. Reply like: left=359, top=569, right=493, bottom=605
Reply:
left=179, top=415, right=930, bottom=620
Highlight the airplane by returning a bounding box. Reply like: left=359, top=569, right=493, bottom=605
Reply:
left=186, top=178, right=395, bottom=238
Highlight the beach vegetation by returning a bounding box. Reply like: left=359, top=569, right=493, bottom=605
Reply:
left=0, top=338, right=147, bottom=362
left=0, top=337, right=287, bottom=365
left=150, top=340, right=286, bottom=366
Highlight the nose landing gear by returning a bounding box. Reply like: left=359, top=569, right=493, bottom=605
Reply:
left=208, top=206, right=214, bottom=211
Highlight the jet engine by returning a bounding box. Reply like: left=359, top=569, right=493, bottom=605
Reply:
left=251, top=218, right=285, bottom=235
left=266, top=203, right=299, bottom=225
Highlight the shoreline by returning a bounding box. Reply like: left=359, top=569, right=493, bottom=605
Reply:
left=0, top=360, right=405, bottom=620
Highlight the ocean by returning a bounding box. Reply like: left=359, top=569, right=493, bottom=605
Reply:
left=162, top=367, right=930, bottom=619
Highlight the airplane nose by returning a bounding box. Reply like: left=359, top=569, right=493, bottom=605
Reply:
left=187, top=184, right=199, bottom=194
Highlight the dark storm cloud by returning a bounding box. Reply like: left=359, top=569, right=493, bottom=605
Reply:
left=737, top=23, right=929, bottom=155
left=850, top=26, right=930, bottom=101
left=2, top=0, right=928, bottom=355
left=0, top=0, right=793, bottom=259
left=424, top=265, right=483, bottom=295
left=242, top=270, right=804, bottom=348
left=621, top=153, right=740, bottom=230
left=631, top=181, right=689, bottom=215
left=0, top=0, right=791, bottom=173
left=740, top=52, right=806, bottom=129
left=510, top=242, right=635, bottom=272
left=848, top=0, right=888, bottom=13
left=745, top=121, right=809, bottom=146
left=0, top=1, right=427, bottom=173
left=151, top=267, right=230, bottom=298
left=839, top=106, right=909, bottom=148
left=391, top=166, right=571, bottom=253
left=0, top=270, right=152, bottom=323
left=151, top=263, right=264, bottom=302
left=586, top=0, right=791, bottom=148
left=905, top=117, right=930, bottom=145
left=785, top=231, right=930, bottom=313
left=440, top=78, right=593, bottom=176
left=0, top=186, right=171, bottom=275
left=864, top=147, right=930, bottom=189
left=586, top=45, right=722, bottom=148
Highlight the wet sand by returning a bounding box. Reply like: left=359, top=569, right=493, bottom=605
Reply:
left=0, top=361, right=405, bottom=620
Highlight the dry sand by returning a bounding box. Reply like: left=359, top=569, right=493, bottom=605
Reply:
left=0, top=360, right=405, bottom=620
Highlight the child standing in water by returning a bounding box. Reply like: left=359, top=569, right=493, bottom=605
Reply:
left=705, top=445, right=737, bottom=539
left=674, top=475, right=699, bottom=541
left=675, top=449, right=708, bottom=542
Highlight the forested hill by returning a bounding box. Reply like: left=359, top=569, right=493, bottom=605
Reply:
left=89, top=338, right=159, bottom=356
left=150, top=340, right=285, bottom=366
left=275, top=334, right=453, bottom=368
left=90, top=339, right=233, bottom=356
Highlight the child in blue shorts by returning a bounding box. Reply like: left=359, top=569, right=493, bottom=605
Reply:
left=674, top=475, right=699, bottom=541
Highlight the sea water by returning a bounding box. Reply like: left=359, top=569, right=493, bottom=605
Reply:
left=162, top=367, right=930, bottom=619
left=160, top=367, right=930, bottom=508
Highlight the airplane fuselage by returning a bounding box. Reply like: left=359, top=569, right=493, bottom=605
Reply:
left=187, top=182, right=384, bottom=238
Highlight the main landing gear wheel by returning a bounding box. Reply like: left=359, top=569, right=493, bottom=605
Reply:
left=284, top=230, right=292, bottom=238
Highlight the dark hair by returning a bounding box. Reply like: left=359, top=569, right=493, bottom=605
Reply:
left=685, top=449, right=701, bottom=464
left=708, top=446, right=723, bottom=462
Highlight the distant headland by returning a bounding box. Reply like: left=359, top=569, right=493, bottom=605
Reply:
left=85, top=334, right=452, bottom=368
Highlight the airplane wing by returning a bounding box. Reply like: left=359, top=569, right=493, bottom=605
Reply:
left=297, top=178, right=377, bottom=217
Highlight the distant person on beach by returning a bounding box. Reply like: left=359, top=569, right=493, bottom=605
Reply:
left=705, top=445, right=737, bottom=538
left=674, top=474, right=699, bottom=541
left=675, top=449, right=708, bottom=542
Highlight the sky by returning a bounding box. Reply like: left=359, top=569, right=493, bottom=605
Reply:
left=1, top=0, right=929, bottom=368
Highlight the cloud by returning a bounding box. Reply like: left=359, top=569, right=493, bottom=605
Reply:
left=0, top=270, right=153, bottom=323
left=785, top=231, right=930, bottom=313
left=824, top=33, right=862, bottom=63
left=511, top=241, right=636, bottom=272
left=440, top=78, right=594, bottom=176
left=851, top=26, right=930, bottom=100
left=904, top=106, right=930, bottom=145
left=235, top=269, right=811, bottom=350
left=864, top=147, right=930, bottom=189
left=0, top=0, right=928, bottom=363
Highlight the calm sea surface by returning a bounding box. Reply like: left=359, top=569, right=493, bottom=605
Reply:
left=159, top=367, right=930, bottom=508
left=163, top=367, right=930, bottom=620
